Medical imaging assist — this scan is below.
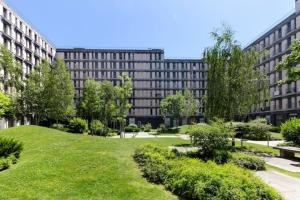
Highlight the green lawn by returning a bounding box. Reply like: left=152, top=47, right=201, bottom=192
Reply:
left=0, top=126, right=188, bottom=200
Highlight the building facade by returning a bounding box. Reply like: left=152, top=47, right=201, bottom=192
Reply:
left=56, top=48, right=207, bottom=127
left=246, top=0, right=300, bottom=125
left=0, top=0, right=56, bottom=128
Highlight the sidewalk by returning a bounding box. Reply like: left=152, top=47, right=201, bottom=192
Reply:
left=257, top=171, right=300, bottom=200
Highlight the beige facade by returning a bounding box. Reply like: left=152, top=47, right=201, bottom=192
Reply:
left=247, top=0, right=300, bottom=125
left=56, top=49, right=207, bottom=126
left=0, top=0, right=56, bottom=128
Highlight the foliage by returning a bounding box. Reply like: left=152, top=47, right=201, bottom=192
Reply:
left=0, top=92, right=12, bottom=118
left=280, top=118, right=300, bottom=145
left=125, top=124, right=140, bottom=133
left=144, top=123, right=152, bottom=132
left=231, top=121, right=272, bottom=140
left=0, top=137, right=23, bottom=158
left=250, top=117, right=268, bottom=124
left=230, top=153, right=266, bottom=170
left=0, top=45, right=23, bottom=94
left=80, top=79, right=102, bottom=121
left=44, top=59, right=75, bottom=122
left=157, top=123, right=167, bottom=133
left=181, top=89, right=200, bottom=122
left=203, top=25, right=269, bottom=121
left=68, top=118, right=88, bottom=134
left=276, top=39, right=300, bottom=82
left=90, top=120, right=105, bottom=136
left=134, top=145, right=283, bottom=200
left=115, top=75, right=133, bottom=134
left=23, top=61, right=51, bottom=124
left=188, top=124, right=230, bottom=161
left=24, top=60, right=75, bottom=123
left=99, top=81, right=118, bottom=129
left=160, top=92, right=184, bottom=121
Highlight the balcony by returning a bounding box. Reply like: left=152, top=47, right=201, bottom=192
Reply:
left=2, top=15, right=12, bottom=24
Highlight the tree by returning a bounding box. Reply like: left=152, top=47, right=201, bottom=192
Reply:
left=44, top=59, right=75, bottom=122
left=23, top=61, right=51, bottom=124
left=182, top=89, right=200, bottom=124
left=276, top=39, right=300, bottom=82
left=0, top=45, right=23, bottom=94
left=203, top=25, right=269, bottom=121
left=160, top=92, right=184, bottom=126
left=115, top=75, right=133, bottom=137
left=80, top=79, right=102, bottom=123
left=0, top=92, right=12, bottom=118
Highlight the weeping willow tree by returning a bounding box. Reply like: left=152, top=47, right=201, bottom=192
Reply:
left=203, top=26, right=269, bottom=121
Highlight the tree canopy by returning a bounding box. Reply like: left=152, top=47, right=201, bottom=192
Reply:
left=276, top=39, right=300, bottom=82
left=203, top=26, right=269, bottom=121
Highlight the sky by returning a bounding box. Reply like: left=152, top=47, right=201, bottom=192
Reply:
left=5, top=0, right=295, bottom=58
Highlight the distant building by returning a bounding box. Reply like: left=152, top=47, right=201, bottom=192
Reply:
left=56, top=48, right=207, bottom=127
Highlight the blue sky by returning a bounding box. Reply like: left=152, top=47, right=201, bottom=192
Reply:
left=5, top=0, right=294, bottom=58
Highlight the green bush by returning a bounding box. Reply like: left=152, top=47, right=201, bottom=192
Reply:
left=157, top=124, right=167, bottom=133
left=281, top=118, right=300, bottom=145
left=0, top=137, right=23, bottom=158
left=231, top=122, right=272, bottom=140
left=230, top=153, right=266, bottom=170
left=68, top=118, right=88, bottom=134
left=189, top=124, right=230, bottom=161
left=144, top=123, right=152, bottom=132
left=250, top=118, right=268, bottom=124
left=124, top=124, right=140, bottom=132
left=134, top=145, right=283, bottom=200
left=90, top=120, right=105, bottom=136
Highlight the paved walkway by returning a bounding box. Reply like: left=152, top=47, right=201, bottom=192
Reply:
left=111, top=132, right=188, bottom=139
left=264, top=157, right=300, bottom=172
left=256, top=171, right=300, bottom=200
left=236, top=138, right=284, bottom=147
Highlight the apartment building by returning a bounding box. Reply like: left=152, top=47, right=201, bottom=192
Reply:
left=56, top=48, right=207, bottom=127
left=0, top=0, right=56, bottom=128
left=246, top=0, right=300, bottom=125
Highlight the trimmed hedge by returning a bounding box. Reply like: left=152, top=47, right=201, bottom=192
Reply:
left=134, top=145, right=282, bottom=200
left=281, top=118, right=300, bottom=145
left=230, top=153, right=266, bottom=170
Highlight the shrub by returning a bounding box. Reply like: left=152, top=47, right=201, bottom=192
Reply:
left=124, top=124, right=140, bottom=132
left=0, top=137, right=23, bottom=158
left=189, top=124, right=230, bottom=160
left=281, top=118, right=300, bottom=145
left=90, top=120, right=105, bottom=136
left=231, top=122, right=272, bottom=140
left=250, top=118, right=268, bottom=124
left=157, top=124, right=167, bottom=133
left=230, top=153, right=266, bottom=170
left=144, top=123, right=152, bottom=132
left=134, top=145, right=283, bottom=200
left=68, top=117, right=88, bottom=134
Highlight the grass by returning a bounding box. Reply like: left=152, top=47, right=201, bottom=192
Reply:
left=266, top=165, right=300, bottom=179
left=0, top=126, right=188, bottom=200
left=269, top=132, right=283, bottom=140
left=235, top=140, right=279, bottom=156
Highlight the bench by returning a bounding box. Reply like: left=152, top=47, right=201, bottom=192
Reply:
left=273, top=146, right=300, bottom=159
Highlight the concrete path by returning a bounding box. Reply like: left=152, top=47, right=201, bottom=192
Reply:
left=236, top=138, right=284, bottom=147
left=256, top=171, right=300, bottom=200
left=111, top=132, right=189, bottom=139
left=264, top=157, right=300, bottom=172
